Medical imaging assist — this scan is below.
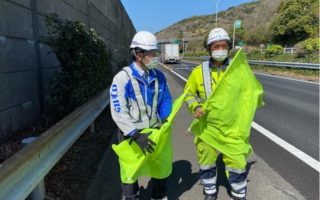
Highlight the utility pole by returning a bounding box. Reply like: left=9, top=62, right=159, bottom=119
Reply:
left=213, top=0, right=221, bottom=28
left=181, top=31, right=185, bottom=58
left=232, top=22, right=236, bottom=50
left=254, top=13, right=257, bottom=28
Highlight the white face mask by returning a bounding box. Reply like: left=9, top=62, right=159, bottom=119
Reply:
left=211, top=50, right=228, bottom=61
left=143, top=57, right=159, bottom=69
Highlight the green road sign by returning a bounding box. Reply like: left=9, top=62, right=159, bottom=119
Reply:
left=234, top=20, right=241, bottom=28
left=171, top=39, right=180, bottom=44
left=238, top=41, right=245, bottom=46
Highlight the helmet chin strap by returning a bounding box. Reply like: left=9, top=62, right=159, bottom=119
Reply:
left=133, top=49, right=148, bottom=70
left=141, top=56, right=149, bottom=71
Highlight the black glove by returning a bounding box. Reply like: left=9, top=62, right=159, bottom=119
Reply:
left=129, top=131, right=156, bottom=154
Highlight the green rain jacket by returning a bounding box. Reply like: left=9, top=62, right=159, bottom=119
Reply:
left=186, top=48, right=264, bottom=160
left=112, top=89, right=189, bottom=183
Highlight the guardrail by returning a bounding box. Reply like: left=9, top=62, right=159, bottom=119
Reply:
left=247, top=60, right=319, bottom=69
left=284, top=47, right=297, bottom=54
left=0, top=88, right=110, bottom=200
left=182, top=56, right=320, bottom=70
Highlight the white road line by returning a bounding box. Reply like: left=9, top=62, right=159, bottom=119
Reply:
left=182, top=60, right=201, bottom=65
left=160, top=62, right=320, bottom=172
left=252, top=122, right=320, bottom=172
left=176, top=67, right=192, bottom=70
left=254, top=72, right=319, bottom=85
left=160, top=63, right=187, bottom=82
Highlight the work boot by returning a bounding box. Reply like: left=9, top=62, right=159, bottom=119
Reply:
left=123, top=194, right=139, bottom=200
left=123, top=197, right=138, bottom=200
left=204, top=194, right=217, bottom=200
left=231, top=196, right=247, bottom=200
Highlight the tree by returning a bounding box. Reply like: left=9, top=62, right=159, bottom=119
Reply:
left=271, top=0, right=319, bottom=45
left=244, top=27, right=271, bottom=45
left=43, top=14, right=111, bottom=119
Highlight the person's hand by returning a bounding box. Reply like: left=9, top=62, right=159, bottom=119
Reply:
left=129, top=131, right=156, bottom=154
left=194, top=106, right=205, bottom=118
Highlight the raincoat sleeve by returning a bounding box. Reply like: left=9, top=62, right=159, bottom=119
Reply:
left=184, top=68, right=202, bottom=114
left=110, top=71, right=137, bottom=136
left=157, top=71, right=172, bottom=121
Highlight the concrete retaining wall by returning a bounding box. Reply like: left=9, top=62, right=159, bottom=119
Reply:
left=0, top=0, right=135, bottom=137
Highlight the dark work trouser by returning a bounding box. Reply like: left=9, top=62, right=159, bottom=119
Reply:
left=122, top=178, right=167, bottom=199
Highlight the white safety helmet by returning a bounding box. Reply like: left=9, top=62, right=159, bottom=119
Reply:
left=207, top=28, right=230, bottom=46
left=130, top=31, right=160, bottom=52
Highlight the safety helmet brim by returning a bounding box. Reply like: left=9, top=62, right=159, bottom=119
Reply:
left=130, top=31, right=160, bottom=52
left=207, top=28, right=230, bottom=46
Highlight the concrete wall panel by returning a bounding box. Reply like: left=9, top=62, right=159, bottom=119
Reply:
left=0, top=38, right=36, bottom=73
left=0, top=1, right=33, bottom=40
left=9, top=0, right=31, bottom=9
left=41, top=68, right=58, bottom=96
left=0, top=71, right=38, bottom=111
left=39, top=44, right=60, bottom=69
left=63, top=0, right=88, bottom=15
left=91, top=0, right=109, bottom=19
left=0, top=99, right=40, bottom=133
left=36, top=0, right=88, bottom=24
left=1, top=0, right=135, bottom=137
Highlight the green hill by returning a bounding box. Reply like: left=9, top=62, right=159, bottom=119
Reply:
left=155, top=0, right=318, bottom=53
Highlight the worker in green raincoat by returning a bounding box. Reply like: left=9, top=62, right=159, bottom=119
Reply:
left=184, top=28, right=263, bottom=200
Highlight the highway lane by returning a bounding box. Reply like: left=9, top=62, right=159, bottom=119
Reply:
left=254, top=73, right=319, bottom=160
left=171, top=61, right=319, bottom=160
left=162, top=61, right=319, bottom=200
left=92, top=62, right=314, bottom=200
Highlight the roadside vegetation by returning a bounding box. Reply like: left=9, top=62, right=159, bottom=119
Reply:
left=42, top=14, right=112, bottom=120
left=185, top=38, right=319, bottom=63
left=161, top=0, right=319, bottom=75
left=0, top=14, right=115, bottom=197
left=180, top=0, right=319, bottom=81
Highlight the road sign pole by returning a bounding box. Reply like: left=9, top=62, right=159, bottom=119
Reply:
left=232, top=22, right=236, bottom=50
left=182, top=32, right=185, bottom=58
left=232, top=20, right=241, bottom=50
left=214, top=0, right=221, bottom=28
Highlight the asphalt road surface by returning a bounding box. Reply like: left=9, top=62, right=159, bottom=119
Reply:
left=151, top=61, right=319, bottom=200
left=90, top=61, right=319, bottom=200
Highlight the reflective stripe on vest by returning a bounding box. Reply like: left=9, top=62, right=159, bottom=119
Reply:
left=122, top=67, right=159, bottom=129
left=202, top=61, right=212, bottom=99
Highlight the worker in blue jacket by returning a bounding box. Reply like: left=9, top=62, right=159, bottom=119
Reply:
left=110, top=31, right=172, bottom=200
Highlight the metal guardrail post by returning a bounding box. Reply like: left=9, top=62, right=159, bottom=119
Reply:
left=21, top=137, right=46, bottom=200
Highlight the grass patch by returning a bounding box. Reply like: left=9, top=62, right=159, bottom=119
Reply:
left=182, top=58, right=319, bottom=82
left=251, top=65, right=319, bottom=82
